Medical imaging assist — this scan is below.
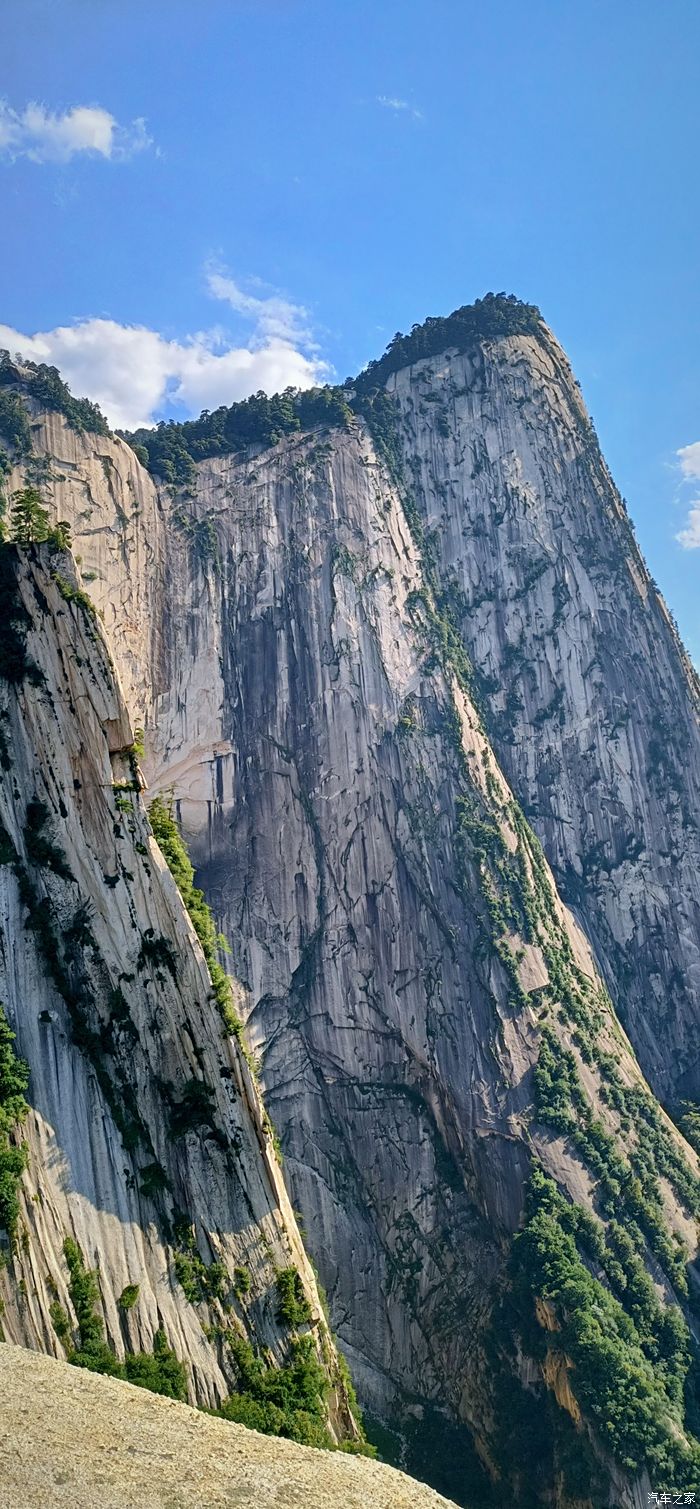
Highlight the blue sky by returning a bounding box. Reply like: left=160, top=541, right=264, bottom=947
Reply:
left=2, top=0, right=699, bottom=656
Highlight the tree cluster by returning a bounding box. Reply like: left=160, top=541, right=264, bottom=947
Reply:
left=125, top=385, right=354, bottom=489
left=0, top=351, right=109, bottom=437
left=124, top=294, right=542, bottom=487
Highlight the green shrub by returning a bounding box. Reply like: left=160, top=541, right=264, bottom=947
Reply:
left=677, top=1101, right=700, bottom=1156
left=169, top=1078, right=216, bottom=1138
left=52, top=572, right=99, bottom=624
left=137, top=930, right=178, bottom=982
left=206, top=1261, right=229, bottom=1300
left=218, top=1393, right=287, bottom=1434
left=234, top=1265, right=251, bottom=1297
left=0, top=1004, right=30, bottom=1247
left=138, top=1161, right=170, bottom=1199
left=24, top=798, right=72, bottom=879
left=276, top=1267, right=312, bottom=1328
left=335, top=1348, right=374, bottom=1450
left=118, top=1283, right=140, bottom=1311
left=172, top=1223, right=230, bottom=1305
left=49, top=1300, right=71, bottom=1344
left=57, top=1237, right=186, bottom=1400
left=148, top=797, right=243, bottom=1038
left=215, top=1334, right=332, bottom=1446
left=63, top=1236, right=105, bottom=1353
left=123, top=1329, right=187, bottom=1401
left=173, top=1248, right=204, bottom=1304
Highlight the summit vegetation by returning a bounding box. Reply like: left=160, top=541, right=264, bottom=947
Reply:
left=0, top=351, right=109, bottom=441
left=122, top=294, right=541, bottom=487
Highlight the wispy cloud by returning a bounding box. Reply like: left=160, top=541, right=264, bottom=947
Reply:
left=376, top=95, right=423, bottom=120
left=0, top=268, right=328, bottom=430
left=0, top=100, right=153, bottom=164
left=677, top=441, right=700, bottom=482
left=675, top=442, right=700, bottom=550
left=206, top=265, right=316, bottom=348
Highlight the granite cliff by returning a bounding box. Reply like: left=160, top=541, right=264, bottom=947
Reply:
left=0, top=535, right=358, bottom=1445
left=1, top=296, right=700, bottom=1506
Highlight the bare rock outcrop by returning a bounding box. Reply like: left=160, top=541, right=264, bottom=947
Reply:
left=0, top=1343, right=459, bottom=1509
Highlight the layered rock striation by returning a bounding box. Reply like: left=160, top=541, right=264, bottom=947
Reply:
left=383, top=319, right=700, bottom=1102
left=0, top=539, right=356, bottom=1443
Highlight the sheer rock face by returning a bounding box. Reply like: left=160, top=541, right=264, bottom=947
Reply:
left=0, top=547, right=352, bottom=1438
left=11, top=408, right=165, bottom=722
left=5, top=330, right=700, bottom=1505
left=386, top=332, right=700, bottom=1102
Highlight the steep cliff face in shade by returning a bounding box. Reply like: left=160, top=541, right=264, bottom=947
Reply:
left=384, top=327, right=700, bottom=1103
left=0, top=543, right=356, bottom=1442
left=3, top=303, right=700, bottom=1508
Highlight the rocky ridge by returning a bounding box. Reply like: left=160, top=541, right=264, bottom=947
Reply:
left=385, top=322, right=700, bottom=1102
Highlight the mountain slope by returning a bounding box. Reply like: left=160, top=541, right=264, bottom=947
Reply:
left=0, top=1342, right=459, bottom=1509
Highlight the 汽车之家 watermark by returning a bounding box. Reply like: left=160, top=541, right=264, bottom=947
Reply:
left=648, top=1495, right=696, bottom=1505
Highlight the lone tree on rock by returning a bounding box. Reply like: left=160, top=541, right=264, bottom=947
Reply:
left=5, top=487, right=71, bottom=550
left=9, top=486, right=50, bottom=545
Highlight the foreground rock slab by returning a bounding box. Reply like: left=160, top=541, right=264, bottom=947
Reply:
left=0, top=1344, right=460, bottom=1509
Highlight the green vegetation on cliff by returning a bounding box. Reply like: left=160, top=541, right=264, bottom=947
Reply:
left=52, top=1237, right=188, bottom=1401
left=125, top=387, right=354, bottom=488
left=0, top=1005, right=30, bottom=1250
left=4, top=296, right=540, bottom=493
left=215, top=1334, right=333, bottom=1447
left=0, top=390, right=32, bottom=457
left=0, top=351, right=109, bottom=438
left=148, top=795, right=243, bottom=1039
left=0, top=486, right=72, bottom=553
left=512, top=1168, right=700, bottom=1488
left=352, top=308, right=700, bottom=1497
left=352, top=291, right=542, bottom=393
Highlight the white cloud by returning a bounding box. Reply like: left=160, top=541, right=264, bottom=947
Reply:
left=677, top=441, right=700, bottom=481
left=0, top=269, right=328, bottom=430
left=206, top=266, right=315, bottom=348
left=675, top=441, right=700, bottom=549
left=676, top=503, right=700, bottom=551
left=0, top=100, right=152, bottom=164
left=376, top=95, right=423, bottom=119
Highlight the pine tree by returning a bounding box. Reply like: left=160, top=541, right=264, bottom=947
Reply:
left=9, top=486, right=50, bottom=545
left=47, top=519, right=72, bottom=551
